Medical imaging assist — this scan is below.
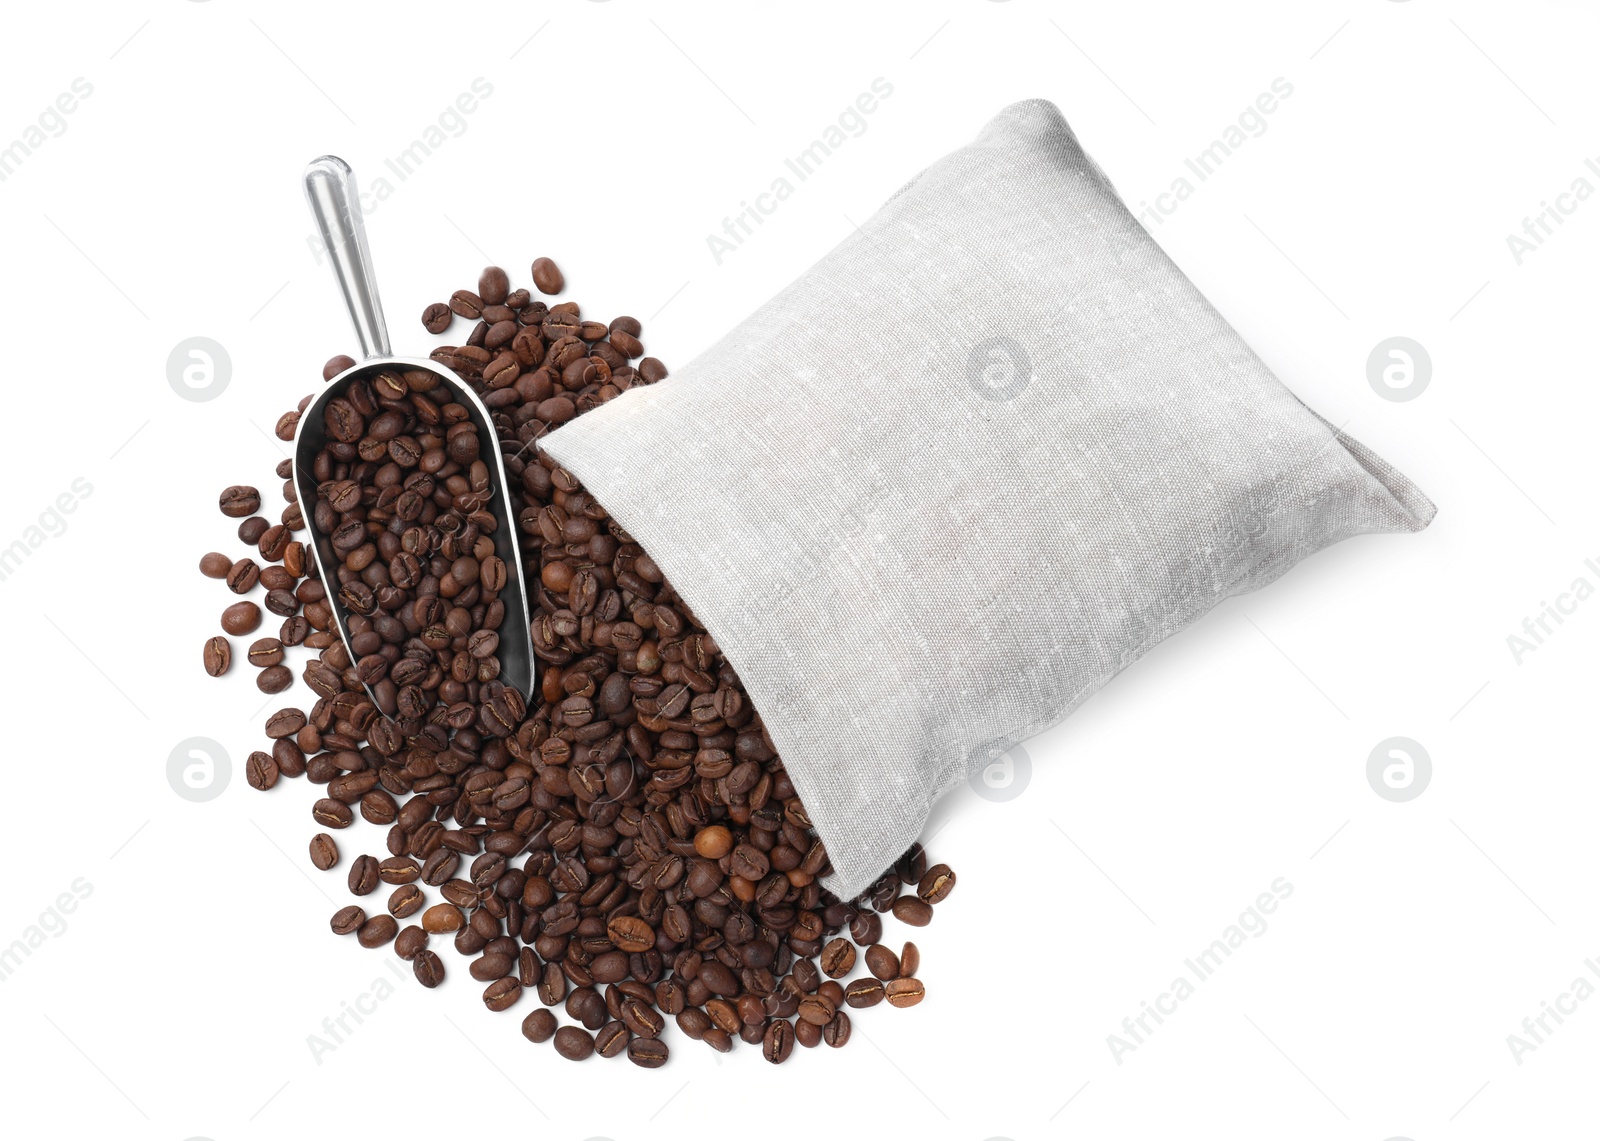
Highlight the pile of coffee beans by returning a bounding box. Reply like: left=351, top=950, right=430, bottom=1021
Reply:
left=200, top=258, right=956, bottom=1066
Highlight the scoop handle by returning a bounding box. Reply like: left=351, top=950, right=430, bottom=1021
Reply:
left=304, top=155, right=391, bottom=360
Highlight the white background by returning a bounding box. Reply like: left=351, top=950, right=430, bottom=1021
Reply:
left=1, top=1, right=1594, bottom=1138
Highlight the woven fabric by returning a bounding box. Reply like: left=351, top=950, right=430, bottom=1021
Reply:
left=543, top=99, right=1436, bottom=899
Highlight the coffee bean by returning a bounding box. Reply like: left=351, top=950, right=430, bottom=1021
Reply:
left=199, top=551, right=232, bottom=578
left=896, top=841, right=927, bottom=885
left=449, top=289, right=484, bottom=319
left=891, top=897, right=933, bottom=927
left=388, top=885, right=424, bottom=919
left=899, top=941, right=921, bottom=978
left=553, top=1026, right=594, bottom=1061
left=309, top=833, right=339, bottom=871
left=483, top=977, right=522, bottom=1012
left=219, top=485, right=260, bottom=518
left=628, top=1037, right=669, bottom=1068
left=917, top=863, right=956, bottom=904
left=864, top=944, right=900, bottom=981
left=203, top=636, right=231, bottom=677
left=247, top=638, right=285, bottom=667
left=394, top=925, right=428, bottom=960
left=595, top=1021, right=630, bottom=1058
left=221, top=601, right=262, bottom=635
left=531, top=257, right=564, bottom=295
left=820, top=937, right=856, bottom=978
left=256, top=665, right=293, bottom=693
left=762, top=1019, right=794, bottom=1064
left=844, top=978, right=884, bottom=1008
left=607, top=915, right=654, bottom=953
left=884, top=978, right=925, bottom=1008
left=521, top=1008, right=558, bottom=1043
left=413, top=949, right=445, bottom=988
left=264, top=707, right=305, bottom=738
left=245, top=751, right=279, bottom=790
left=422, top=302, right=453, bottom=334
left=213, top=256, right=959, bottom=1069
left=358, top=914, right=399, bottom=948
left=226, top=558, right=260, bottom=593
left=331, top=905, right=365, bottom=935
left=348, top=854, right=380, bottom=895
left=478, top=266, right=510, bottom=306
left=422, top=903, right=463, bottom=933
left=323, top=355, right=355, bottom=381
left=313, top=798, right=354, bottom=829
left=797, top=993, right=836, bottom=1026
left=238, top=516, right=270, bottom=545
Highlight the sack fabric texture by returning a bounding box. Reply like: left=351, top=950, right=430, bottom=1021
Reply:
left=543, top=98, right=1436, bottom=900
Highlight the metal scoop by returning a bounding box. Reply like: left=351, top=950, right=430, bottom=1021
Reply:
left=295, top=155, right=535, bottom=711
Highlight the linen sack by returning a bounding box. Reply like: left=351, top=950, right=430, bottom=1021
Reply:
left=543, top=98, right=1436, bottom=900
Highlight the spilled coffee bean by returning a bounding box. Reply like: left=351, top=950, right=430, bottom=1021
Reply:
left=201, top=259, right=958, bottom=1067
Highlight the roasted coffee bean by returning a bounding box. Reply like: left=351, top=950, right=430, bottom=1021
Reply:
left=844, top=978, right=885, bottom=1008
left=309, top=833, right=339, bottom=871
left=521, top=1008, right=558, bottom=1043
left=483, top=977, right=522, bottom=1012
left=553, top=1026, right=594, bottom=1061
left=531, top=257, right=564, bottom=295
left=313, top=799, right=354, bottom=829
left=388, top=885, right=424, bottom=918
left=394, top=924, right=429, bottom=960
left=891, top=897, right=934, bottom=927
left=203, top=636, right=231, bottom=677
left=221, top=601, right=262, bottom=635
left=899, top=941, right=921, bottom=978
left=820, top=938, right=856, bottom=978
left=864, top=944, right=900, bottom=981
left=762, top=1019, right=794, bottom=1064
left=413, top=949, right=445, bottom=988
left=219, top=485, right=260, bottom=517
left=247, top=637, right=285, bottom=667
left=226, top=558, right=260, bottom=593
left=884, top=977, right=925, bottom=1008
left=422, top=903, right=463, bottom=933
left=607, top=915, right=654, bottom=953
left=245, top=751, right=279, bottom=790
left=348, top=854, right=380, bottom=895
left=256, top=665, right=293, bottom=693
left=422, top=302, right=453, bottom=333
left=331, top=905, right=365, bottom=935
left=323, top=354, right=356, bottom=380
left=199, top=551, right=232, bottom=578
left=917, top=863, right=956, bottom=904
left=896, top=841, right=927, bottom=885
left=358, top=914, right=399, bottom=948
left=209, top=257, right=957, bottom=1068
left=595, top=1021, right=630, bottom=1058
left=628, top=1037, right=669, bottom=1068
left=264, top=708, right=305, bottom=738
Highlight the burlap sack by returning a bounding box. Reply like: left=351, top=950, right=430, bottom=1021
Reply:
left=543, top=99, right=1435, bottom=899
